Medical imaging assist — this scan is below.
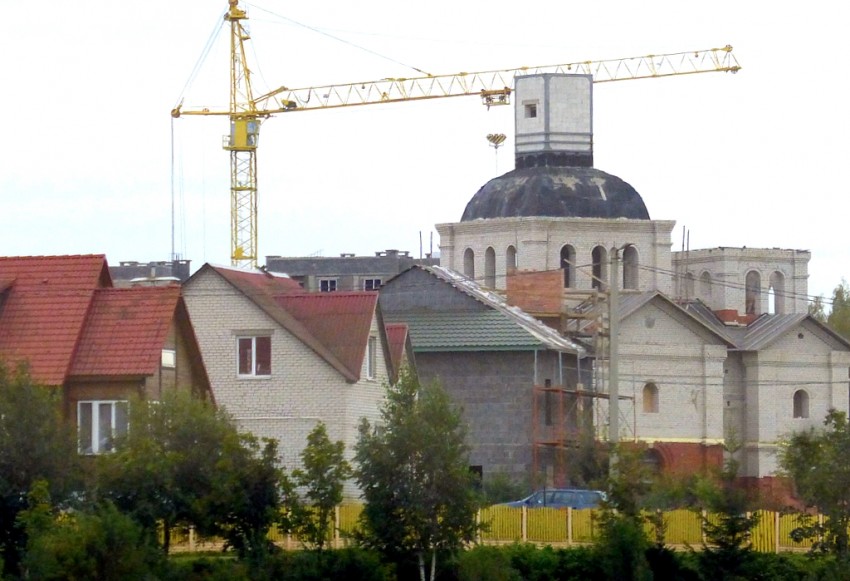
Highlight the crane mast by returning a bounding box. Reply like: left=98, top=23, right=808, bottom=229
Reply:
left=172, top=0, right=741, bottom=268
left=223, top=0, right=260, bottom=265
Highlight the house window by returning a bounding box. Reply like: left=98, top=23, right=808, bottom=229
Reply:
left=238, top=336, right=271, bottom=376
left=643, top=382, right=659, bottom=413
left=367, top=336, right=377, bottom=379
left=161, top=348, right=176, bottom=368
left=793, top=389, right=809, bottom=419
left=363, top=278, right=382, bottom=291
left=524, top=103, right=538, bottom=118
left=78, top=400, right=129, bottom=455
left=319, top=278, right=337, bottom=292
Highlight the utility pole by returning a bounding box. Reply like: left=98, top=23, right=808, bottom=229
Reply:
left=608, top=247, right=620, bottom=475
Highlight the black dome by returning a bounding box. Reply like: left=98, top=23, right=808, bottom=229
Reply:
left=461, top=166, right=650, bottom=221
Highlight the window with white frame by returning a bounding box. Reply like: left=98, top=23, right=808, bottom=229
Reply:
left=367, top=336, right=377, bottom=379
left=237, top=336, right=271, bottom=377
left=78, top=400, right=129, bottom=455
left=319, top=278, right=337, bottom=292
left=363, top=278, right=382, bottom=291
left=161, top=348, right=176, bottom=368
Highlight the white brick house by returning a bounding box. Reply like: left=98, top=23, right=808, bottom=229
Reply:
left=183, top=264, right=401, bottom=497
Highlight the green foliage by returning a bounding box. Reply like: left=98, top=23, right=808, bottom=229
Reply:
left=354, top=367, right=481, bottom=581
left=96, top=390, right=283, bottom=561
left=282, top=422, right=351, bottom=551
left=809, top=295, right=827, bottom=322
left=691, top=448, right=759, bottom=581
left=457, top=545, right=520, bottom=581
left=0, top=362, right=80, bottom=575
left=480, top=472, right=527, bottom=505
left=593, top=443, right=656, bottom=581
left=826, top=280, right=850, bottom=340
left=270, top=548, right=394, bottom=581
left=19, top=491, right=161, bottom=581
left=779, top=409, right=850, bottom=561
left=563, top=428, right=609, bottom=489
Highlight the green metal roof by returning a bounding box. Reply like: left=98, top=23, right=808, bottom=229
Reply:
left=390, top=311, right=566, bottom=352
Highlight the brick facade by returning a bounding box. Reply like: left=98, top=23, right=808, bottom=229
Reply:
left=184, top=267, right=389, bottom=498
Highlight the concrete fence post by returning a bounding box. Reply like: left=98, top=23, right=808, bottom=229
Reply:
left=774, top=511, right=780, bottom=553
left=522, top=506, right=528, bottom=542
left=334, top=505, right=341, bottom=548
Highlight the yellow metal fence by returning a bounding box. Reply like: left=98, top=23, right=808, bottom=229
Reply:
left=167, top=505, right=831, bottom=554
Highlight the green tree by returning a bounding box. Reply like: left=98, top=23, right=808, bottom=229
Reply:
left=19, top=482, right=161, bottom=581
left=779, top=408, right=850, bottom=562
left=354, top=367, right=481, bottom=581
left=809, top=295, right=827, bottom=322
left=96, top=390, right=283, bottom=561
left=594, top=443, right=655, bottom=581
left=826, top=279, right=850, bottom=339
left=283, top=421, right=351, bottom=551
left=692, top=446, right=759, bottom=580
left=0, top=363, right=80, bottom=576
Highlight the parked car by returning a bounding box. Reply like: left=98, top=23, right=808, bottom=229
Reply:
left=501, top=488, right=606, bottom=509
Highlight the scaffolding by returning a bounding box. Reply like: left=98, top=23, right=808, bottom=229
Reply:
left=529, top=286, right=633, bottom=486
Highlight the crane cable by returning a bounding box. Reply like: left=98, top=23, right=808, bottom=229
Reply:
left=173, top=7, right=228, bottom=110
left=170, top=8, right=227, bottom=262
left=247, top=3, right=433, bottom=77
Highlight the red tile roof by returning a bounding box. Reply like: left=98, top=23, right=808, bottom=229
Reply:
left=0, top=255, right=111, bottom=385
left=275, top=292, right=379, bottom=380
left=213, top=266, right=303, bottom=296
left=201, top=265, right=359, bottom=381
left=199, top=265, right=385, bottom=382
left=70, top=286, right=181, bottom=377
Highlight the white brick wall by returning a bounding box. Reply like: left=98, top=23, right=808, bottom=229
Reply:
left=602, top=301, right=728, bottom=443
left=436, top=216, right=676, bottom=294
left=671, top=247, right=811, bottom=314
left=738, top=320, right=850, bottom=477
left=184, top=269, right=389, bottom=498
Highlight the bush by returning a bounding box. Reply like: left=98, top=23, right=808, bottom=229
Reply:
left=456, top=544, right=604, bottom=581
left=164, top=555, right=249, bottom=581
left=457, top=545, right=519, bottom=581
left=271, top=547, right=394, bottom=581
left=22, top=502, right=162, bottom=580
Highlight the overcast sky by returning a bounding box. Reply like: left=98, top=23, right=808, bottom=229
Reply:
left=2, top=1, right=847, bottom=306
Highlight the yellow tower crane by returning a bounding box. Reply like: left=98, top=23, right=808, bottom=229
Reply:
left=171, top=0, right=741, bottom=268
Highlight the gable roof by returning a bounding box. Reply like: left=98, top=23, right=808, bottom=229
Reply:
left=0, top=255, right=112, bottom=385
left=69, top=286, right=182, bottom=377
left=275, top=292, right=381, bottom=381
left=679, top=300, right=850, bottom=351
left=383, top=266, right=586, bottom=355
left=194, top=264, right=383, bottom=382
left=615, top=291, right=735, bottom=347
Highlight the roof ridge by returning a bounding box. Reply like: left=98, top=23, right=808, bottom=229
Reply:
left=207, top=265, right=360, bottom=382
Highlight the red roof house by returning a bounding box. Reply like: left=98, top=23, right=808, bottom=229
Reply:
left=0, top=255, right=211, bottom=454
